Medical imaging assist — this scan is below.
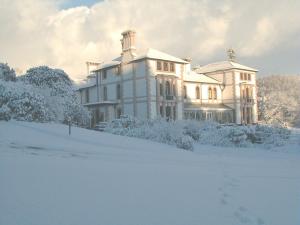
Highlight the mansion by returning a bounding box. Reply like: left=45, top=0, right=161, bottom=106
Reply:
left=77, top=30, right=258, bottom=127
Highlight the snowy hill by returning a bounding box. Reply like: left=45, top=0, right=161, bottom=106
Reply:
left=0, top=121, right=300, bottom=225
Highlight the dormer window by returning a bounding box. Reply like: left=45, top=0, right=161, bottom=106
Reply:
left=170, top=63, right=175, bottom=72
left=163, top=62, right=169, bottom=71
left=157, top=61, right=162, bottom=71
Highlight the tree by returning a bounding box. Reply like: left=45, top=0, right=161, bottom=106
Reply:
left=0, top=63, right=16, bottom=81
left=257, top=75, right=300, bottom=127
left=20, top=66, right=90, bottom=125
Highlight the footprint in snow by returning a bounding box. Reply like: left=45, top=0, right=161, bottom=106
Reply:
left=256, top=217, right=265, bottom=225
left=239, top=206, right=247, bottom=212
left=234, top=211, right=252, bottom=224
left=220, top=198, right=228, bottom=205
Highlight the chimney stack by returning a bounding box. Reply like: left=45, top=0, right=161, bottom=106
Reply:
left=120, top=30, right=136, bottom=62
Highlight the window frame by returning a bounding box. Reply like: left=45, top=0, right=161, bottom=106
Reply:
left=116, top=84, right=121, bottom=100
left=102, top=70, right=107, bottom=80
left=157, top=61, right=162, bottom=71
left=183, top=85, right=187, bottom=99
left=165, top=81, right=171, bottom=96
left=196, top=86, right=200, bottom=99
left=213, top=87, right=217, bottom=100
left=85, top=88, right=89, bottom=103
left=170, top=62, right=175, bottom=72
left=103, top=86, right=107, bottom=101
left=163, top=62, right=169, bottom=71
left=208, top=87, right=213, bottom=100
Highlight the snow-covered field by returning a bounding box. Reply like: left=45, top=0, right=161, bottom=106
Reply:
left=1, top=121, right=300, bottom=225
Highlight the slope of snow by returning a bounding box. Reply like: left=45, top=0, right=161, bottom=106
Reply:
left=0, top=121, right=300, bottom=225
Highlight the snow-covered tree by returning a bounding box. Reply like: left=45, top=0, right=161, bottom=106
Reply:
left=0, top=80, right=54, bottom=122
left=20, top=66, right=90, bottom=126
left=0, top=64, right=90, bottom=126
left=0, top=63, right=16, bottom=81
left=257, top=75, right=300, bottom=127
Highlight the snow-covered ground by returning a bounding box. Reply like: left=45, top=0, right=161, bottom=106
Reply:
left=0, top=121, right=300, bottom=225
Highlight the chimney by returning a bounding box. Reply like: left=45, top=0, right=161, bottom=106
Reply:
left=120, top=30, right=137, bottom=62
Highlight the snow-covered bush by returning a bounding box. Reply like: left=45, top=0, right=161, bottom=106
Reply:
left=105, top=116, right=194, bottom=150
left=104, top=117, right=291, bottom=150
left=0, top=104, right=11, bottom=121
left=0, top=63, right=16, bottom=82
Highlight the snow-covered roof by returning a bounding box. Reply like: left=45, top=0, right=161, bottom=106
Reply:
left=93, top=61, right=121, bottom=72
left=132, top=48, right=189, bottom=64
left=76, top=77, right=96, bottom=90
left=195, top=61, right=258, bottom=73
left=184, top=71, right=220, bottom=84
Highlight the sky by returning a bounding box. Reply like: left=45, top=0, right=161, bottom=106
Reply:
left=0, top=0, right=299, bottom=81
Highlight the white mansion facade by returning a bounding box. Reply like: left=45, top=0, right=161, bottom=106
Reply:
left=77, top=30, right=258, bottom=127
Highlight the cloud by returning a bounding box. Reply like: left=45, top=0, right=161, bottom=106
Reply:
left=0, top=0, right=300, bottom=80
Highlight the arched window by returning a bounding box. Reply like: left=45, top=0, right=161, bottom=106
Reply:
left=116, top=84, right=121, bottom=99
left=183, top=86, right=187, bottom=99
left=103, top=86, right=107, bottom=101
left=165, top=81, right=171, bottom=96
left=208, top=87, right=212, bottom=99
left=213, top=88, right=217, bottom=100
left=196, top=86, right=200, bottom=99
left=173, top=83, right=176, bottom=96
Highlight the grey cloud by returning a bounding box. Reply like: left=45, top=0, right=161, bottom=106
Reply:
left=0, top=0, right=299, bottom=80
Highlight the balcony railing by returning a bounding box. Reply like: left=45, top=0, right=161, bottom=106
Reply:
left=165, top=95, right=175, bottom=100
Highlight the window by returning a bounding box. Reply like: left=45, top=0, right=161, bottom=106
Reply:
left=173, top=106, right=176, bottom=119
left=103, top=86, right=107, bottom=101
left=213, top=88, right=217, bottom=100
left=165, top=81, right=171, bottom=96
left=173, top=83, right=176, bottom=96
left=247, top=74, right=251, bottom=81
left=85, top=89, right=89, bottom=103
left=243, top=73, right=247, bottom=80
left=166, top=106, right=171, bottom=119
left=157, top=61, right=162, bottom=71
left=240, top=73, right=243, bottom=80
left=160, top=83, right=163, bottom=96
left=170, top=63, right=175, bottom=72
left=163, top=62, right=169, bottom=71
left=116, top=84, right=121, bottom=100
left=196, top=86, right=200, bottom=99
left=208, top=87, right=212, bottom=99
left=160, top=105, right=164, bottom=117
left=102, top=70, right=107, bottom=80
left=183, top=86, right=187, bottom=99
left=116, top=65, right=121, bottom=75
left=116, top=108, right=122, bottom=119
